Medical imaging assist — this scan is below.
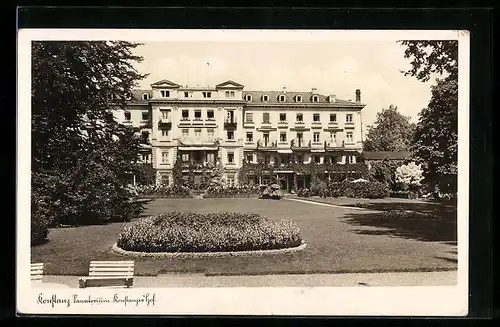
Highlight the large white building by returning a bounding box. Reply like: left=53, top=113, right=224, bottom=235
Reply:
left=114, top=79, right=366, bottom=191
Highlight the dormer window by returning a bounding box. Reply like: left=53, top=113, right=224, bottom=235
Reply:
left=160, top=90, right=170, bottom=98
left=328, top=95, right=336, bottom=103
left=142, top=93, right=149, bottom=100
left=245, top=94, right=252, bottom=102
left=295, top=95, right=302, bottom=102
left=262, top=94, right=269, bottom=102
left=312, top=95, right=319, bottom=102
left=278, top=94, right=286, bottom=102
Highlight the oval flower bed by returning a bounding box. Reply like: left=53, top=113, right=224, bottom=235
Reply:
left=115, top=212, right=305, bottom=256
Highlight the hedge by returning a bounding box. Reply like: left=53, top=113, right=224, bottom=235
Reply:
left=203, top=185, right=259, bottom=198
left=297, top=180, right=389, bottom=199
left=116, top=211, right=303, bottom=253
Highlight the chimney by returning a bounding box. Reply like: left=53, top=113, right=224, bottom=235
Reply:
left=311, top=87, right=317, bottom=94
left=355, top=89, right=361, bottom=102
left=282, top=86, right=287, bottom=93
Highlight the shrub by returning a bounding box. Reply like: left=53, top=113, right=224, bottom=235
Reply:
left=259, top=183, right=283, bottom=200
left=395, top=162, right=424, bottom=192
left=296, top=188, right=311, bottom=197
left=116, top=211, right=303, bottom=252
left=133, top=184, right=192, bottom=198
left=31, top=189, right=54, bottom=245
left=203, top=185, right=259, bottom=198
left=321, top=180, right=389, bottom=199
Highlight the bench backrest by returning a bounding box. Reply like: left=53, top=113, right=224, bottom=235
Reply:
left=31, top=263, right=44, bottom=282
left=89, top=261, right=134, bottom=278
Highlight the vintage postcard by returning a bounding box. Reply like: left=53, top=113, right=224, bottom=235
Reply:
left=17, top=29, right=469, bottom=316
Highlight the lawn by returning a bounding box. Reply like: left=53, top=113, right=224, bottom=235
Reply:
left=31, top=198, right=457, bottom=276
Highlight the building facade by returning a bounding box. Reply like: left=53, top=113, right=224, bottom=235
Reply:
left=115, top=79, right=366, bottom=190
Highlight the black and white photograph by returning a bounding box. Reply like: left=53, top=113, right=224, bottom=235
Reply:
left=17, top=29, right=469, bottom=316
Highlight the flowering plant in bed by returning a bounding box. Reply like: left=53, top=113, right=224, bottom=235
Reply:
left=116, top=211, right=303, bottom=253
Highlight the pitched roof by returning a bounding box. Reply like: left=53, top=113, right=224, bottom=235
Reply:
left=243, top=90, right=364, bottom=107
left=150, top=79, right=181, bottom=88
left=216, top=80, right=244, bottom=89
left=363, top=151, right=411, bottom=160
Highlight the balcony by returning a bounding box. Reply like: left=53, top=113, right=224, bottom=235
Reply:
left=158, top=117, right=172, bottom=128
left=256, top=139, right=277, bottom=150
left=140, top=120, right=151, bottom=128
left=181, top=161, right=216, bottom=170
left=290, top=139, right=311, bottom=150
left=243, top=162, right=369, bottom=174
left=224, top=118, right=237, bottom=129
left=324, top=140, right=345, bottom=150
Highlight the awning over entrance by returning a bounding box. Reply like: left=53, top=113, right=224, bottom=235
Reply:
left=277, top=149, right=293, bottom=153
left=178, top=146, right=218, bottom=151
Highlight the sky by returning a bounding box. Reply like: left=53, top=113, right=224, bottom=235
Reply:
left=130, top=40, right=435, bottom=137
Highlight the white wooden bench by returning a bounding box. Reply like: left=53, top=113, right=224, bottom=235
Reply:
left=78, top=261, right=134, bottom=288
left=31, top=263, right=44, bottom=283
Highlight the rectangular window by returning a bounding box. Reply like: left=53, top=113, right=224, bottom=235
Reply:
left=330, top=113, right=337, bottom=122
left=227, top=175, right=235, bottom=187
left=207, top=110, right=214, bottom=119
left=313, top=113, right=320, bottom=122
left=207, top=153, right=215, bottom=163
left=280, top=132, right=287, bottom=142
left=207, top=128, right=215, bottom=137
left=346, top=114, right=353, bottom=123
left=182, top=129, right=189, bottom=137
left=161, top=129, right=169, bottom=137
left=263, top=112, right=270, bottom=123
left=246, top=132, right=253, bottom=142
left=161, top=151, right=169, bottom=164
left=225, top=91, right=235, bottom=98
left=296, top=155, right=304, bottom=163
left=227, top=152, right=234, bottom=163
left=346, top=131, right=354, bottom=142
left=184, top=91, right=189, bottom=98
left=246, top=153, right=253, bottom=163
left=280, top=113, right=286, bottom=122
left=246, top=112, right=253, bottom=123
left=347, top=156, right=356, bottom=164
left=227, top=131, right=234, bottom=140
left=181, top=153, right=190, bottom=162
left=296, top=113, right=303, bottom=122
left=194, top=110, right=202, bottom=120
left=124, top=112, right=131, bottom=121
left=141, top=112, right=148, bottom=121
left=161, top=110, right=169, bottom=119
left=313, top=132, right=320, bottom=143
left=202, top=91, right=212, bottom=98
left=160, top=90, right=170, bottom=98
left=182, top=110, right=189, bottom=120
left=194, top=129, right=202, bottom=137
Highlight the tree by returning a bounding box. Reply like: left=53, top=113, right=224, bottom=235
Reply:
left=363, top=105, right=416, bottom=152
left=395, top=162, right=424, bottom=192
left=411, top=78, right=458, bottom=193
left=398, top=40, right=458, bottom=82
left=31, top=41, right=147, bottom=230
left=172, top=154, right=184, bottom=186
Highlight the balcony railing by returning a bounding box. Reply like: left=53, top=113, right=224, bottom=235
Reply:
left=181, top=161, right=217, bottom=170
left=243, top=162, right=368, bottom=173
left=158, top=117, right=172, bottom=128
left=290, top=139, right=311, bottom=149
left=256, top=139, right=277, bottom=149
left=224, top=118, right=237, bottom=129
left=324, top=141, right=345, bottom=149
